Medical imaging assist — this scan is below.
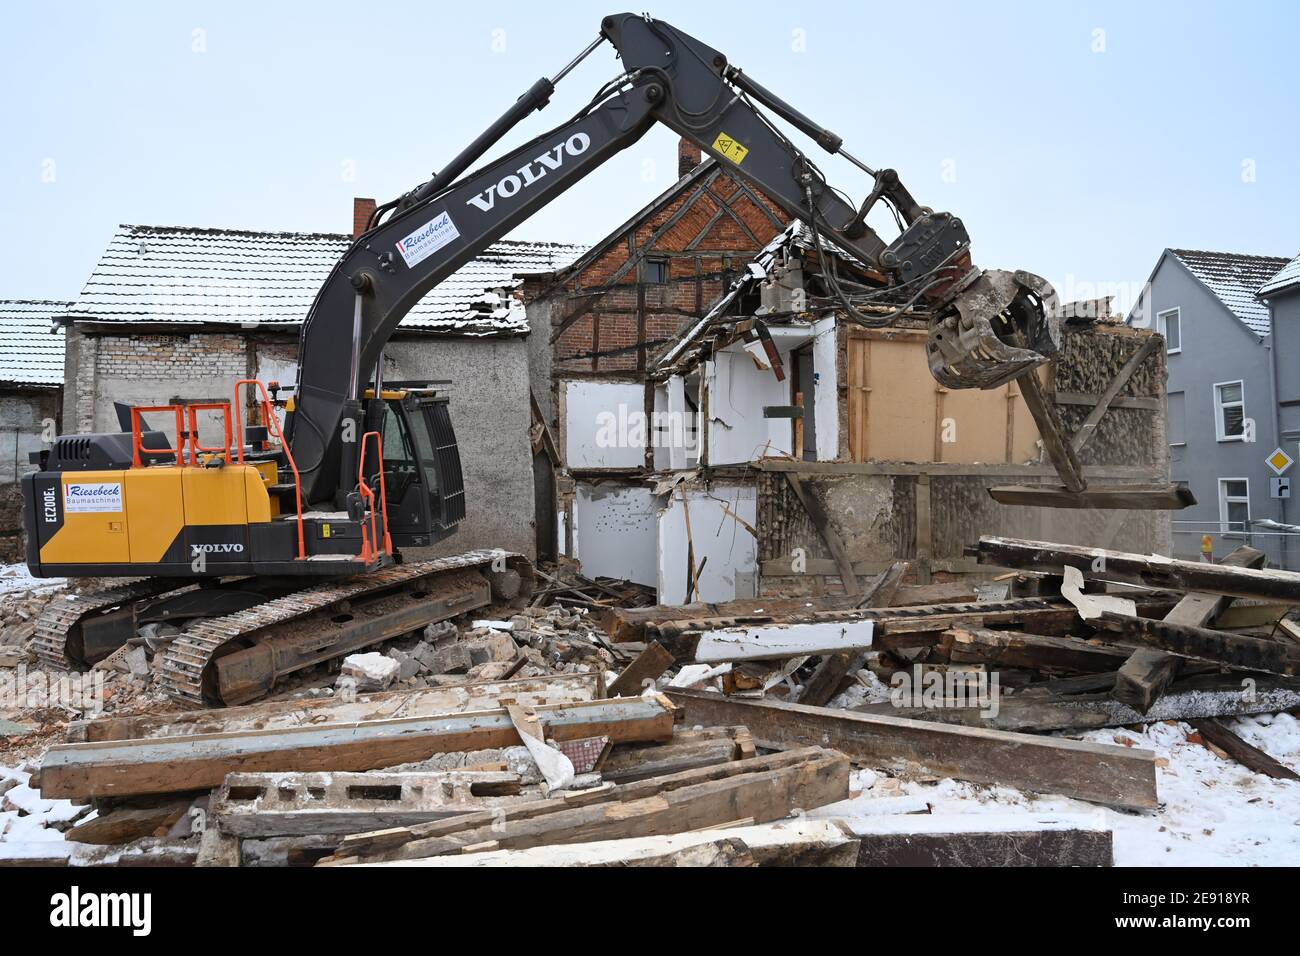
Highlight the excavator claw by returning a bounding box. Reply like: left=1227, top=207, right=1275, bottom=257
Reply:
left=926, top=269, right=1061, bottom=391
left=925, top=270, right=1195, bottom=512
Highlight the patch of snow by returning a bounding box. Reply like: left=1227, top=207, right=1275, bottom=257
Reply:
left=0, top=564, right=65, bottom=596
left=823, top=718, right=1300, bottom=866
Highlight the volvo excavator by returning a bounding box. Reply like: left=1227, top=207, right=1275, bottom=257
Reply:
left=20, top=13, right=1186, bottom=708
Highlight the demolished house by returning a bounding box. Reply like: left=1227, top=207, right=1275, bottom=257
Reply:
left=555, top=224, right=1174, bottom=603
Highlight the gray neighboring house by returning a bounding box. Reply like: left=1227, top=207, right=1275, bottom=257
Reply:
left=1131, top=248, right=1294, bottom=564
left=59, top=208, right=582, bottom=561
left=0, top=300, right=67, bottom=561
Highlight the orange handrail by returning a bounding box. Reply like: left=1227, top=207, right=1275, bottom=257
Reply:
left=356, top=431, right=390, bottom=561
left=233, top=379, right=305, bottom=561
left=186, top=402, right=233, bottom=462
left=130, top=405, right=185, bottom=468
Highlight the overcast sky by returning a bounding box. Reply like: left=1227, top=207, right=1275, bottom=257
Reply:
left=3, top=0, right=1295, bottom=314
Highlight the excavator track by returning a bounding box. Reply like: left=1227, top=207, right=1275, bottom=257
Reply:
left=160, top=550, right=532, bottom=707
left=31, top=579, right=193, bottom=671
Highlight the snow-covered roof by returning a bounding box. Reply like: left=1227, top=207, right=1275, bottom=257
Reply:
left=0, top=300, right=68, bottom=388
left=67, top=225, right=585, bottom=336
left=1169, top=248, right=1290, bottom=337
left=1258, top=252, right=1300, bottom=299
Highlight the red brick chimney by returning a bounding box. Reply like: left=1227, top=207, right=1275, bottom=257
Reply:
left=678, top=137, right=702, bottom=178
left=352, top=197, right=376, bottom=238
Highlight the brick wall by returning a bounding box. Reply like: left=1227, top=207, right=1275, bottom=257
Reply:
left=542, top=163, right=787, bottom=377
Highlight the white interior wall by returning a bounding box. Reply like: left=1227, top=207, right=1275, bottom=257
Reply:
left=656, top=485, right=758, bottom=604
left=811, top=317, right=839, bottom=461
left=705, top=351, right=793, bottom=464
left=562, top=380, right=645, bottom=469
left=571, top=483, right=658, bottom=587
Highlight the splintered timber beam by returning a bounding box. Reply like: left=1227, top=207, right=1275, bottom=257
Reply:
left=942, top=626, right=1132, bottom=673
left=1097, top=611, right=1300, bottom=676
left=665, top=690, right=1158, bottom=810
left=1190, top=718, right=1300, bottom=782
left=975, top=537, right=1300, bottom=602
left=344, top=819, right=862, bottom=868
left=607, top=641, right=674, bottom=697
left=325, top=747, right=850, bottom=864
left=39, top=695, right=677, bottom=801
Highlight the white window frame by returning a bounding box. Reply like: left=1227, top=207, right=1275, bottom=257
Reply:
left=1218, top=477, right=1250, bottom=535
left=1167, top=390, right=1186, bottom=447
left=1213, top=379, right=1246, bottom=442
left=1157, top=307, right=1181, bottom=354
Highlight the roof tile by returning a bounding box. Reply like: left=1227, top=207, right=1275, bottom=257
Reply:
left=1170, top=248, right=1289, bottom=336
left=69, top=225, right=584, bottom=336
left=0, top=300, right=67, bottom=387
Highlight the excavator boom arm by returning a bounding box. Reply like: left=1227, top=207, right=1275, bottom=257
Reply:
left=289, top=12, right=1034, bottom=505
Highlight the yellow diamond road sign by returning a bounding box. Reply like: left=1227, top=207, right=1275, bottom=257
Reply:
left=1266, top=447, right=1294, bottom=476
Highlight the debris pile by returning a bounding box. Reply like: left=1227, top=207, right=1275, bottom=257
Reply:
left=3, top=533, right=1300, bottom=867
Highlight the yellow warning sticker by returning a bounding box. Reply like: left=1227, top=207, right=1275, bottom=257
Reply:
left=711, top=131, right=749, bottom=165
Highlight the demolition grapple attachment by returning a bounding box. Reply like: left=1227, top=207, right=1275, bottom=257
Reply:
left=926, top=269, right=1061, bottom=391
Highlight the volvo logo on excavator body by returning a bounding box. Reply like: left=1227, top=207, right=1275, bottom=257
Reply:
left=466, top=133, right=591, bottom=212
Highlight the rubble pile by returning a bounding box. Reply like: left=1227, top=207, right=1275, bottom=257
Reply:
left=2, top=535, right=1300, bottom=867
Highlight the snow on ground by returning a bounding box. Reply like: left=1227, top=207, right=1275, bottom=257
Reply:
left=0, top=765, right=89, bottom=844
left=814, top=713, right=1300, bottom=866
left=0, top=563, right=64, bottom=595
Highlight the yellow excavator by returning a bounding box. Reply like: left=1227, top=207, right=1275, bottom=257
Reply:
left=21, top=13, right=1188, bottom=707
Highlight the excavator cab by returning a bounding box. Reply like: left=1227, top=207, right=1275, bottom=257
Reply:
left=366, top=387, right=465, bottom=549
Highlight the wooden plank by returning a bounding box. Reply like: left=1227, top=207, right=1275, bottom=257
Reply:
left=607, top=641, right=674, bottom=698
left=346, top=820, right=860, bottom=867
left=943, top=626, right=1132, bottom=673
left=976, top=536, right=1300, bottom=602
left=1014, top=364, right=1086, bottom=492
left=66, top=799, right=190, bottom=845
left=1111, top=648, right=1181, bottom=714
left=665, top=690, right=1158, bottom=809
left=39, top=695, right=677, bottom=801
left=332, top=746, right=821, bottom=860
left=600, top=727, right=755, bottom=783
left=851, top=697, right=1111, bottom=734
left=1096, top=611, right=1300, bottom=676
left=1055, top=391, right=1160, bottom=412
left=1215, top=603, right=1293, bottom=629
left=1069, top=336, right=1160, bottom=453
left=71, top=673, right=603, bottom=744
left=1190, top=719, right=1300, bottom=781
left=987, top=483, right=1196, bottom=510
left=326, top=747, right=850, bottom=864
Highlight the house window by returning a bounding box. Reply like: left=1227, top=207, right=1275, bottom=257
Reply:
left=1214, top=381, right=1246, bottom=441
left=1218, top=478, right=1250, bottom=534
left=1167, top=390, right=1186, bottom=445
left=1157, top=308, right=1181, bottom=353
left=640, top=258, right=668, bottom=284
